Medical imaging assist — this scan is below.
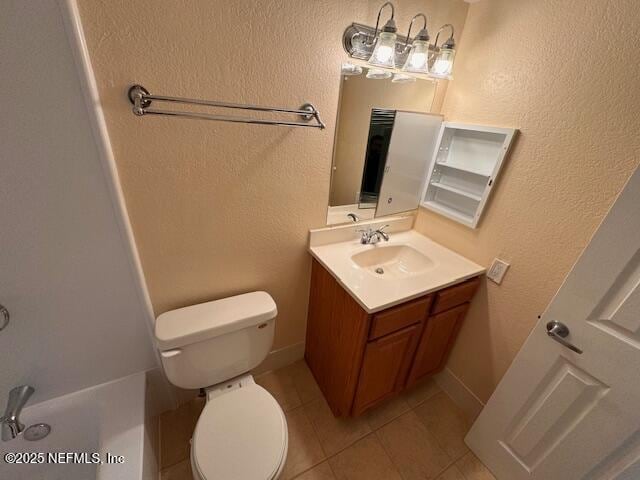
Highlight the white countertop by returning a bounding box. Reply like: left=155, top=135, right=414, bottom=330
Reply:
left=309, top=229, right=485, bottom=313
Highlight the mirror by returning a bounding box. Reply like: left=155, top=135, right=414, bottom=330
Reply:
left=327, top=65, right=439, bottom=225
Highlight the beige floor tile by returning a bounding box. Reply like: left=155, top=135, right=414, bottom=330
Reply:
left=303, top=397, right=371, bottom=457
left=435, top=464, right=466, bottom=480
left=329, top=434, right=402, bottom=480
left=456, top=452, right=496, bottom=480
left=159, top=397, right=205, bottom=468
left=160, top=459, right=192, bottom=480
left=364, top=395, right=411, bottom=430
left=285, top=360, right=323, bottom=404
left=402, top=377, right=442, bottom=407
left=281, top=406, right=326, bottom=480
left=376, top=410, right=452, bottom=480
left=256, top=368, right=302, bottom=412
left=414, top=392, right=471, bottom=461
left=294, top=461, right=337, bottom=480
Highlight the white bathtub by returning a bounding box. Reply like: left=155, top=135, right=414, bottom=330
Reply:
left=0, top=372, right=157, bottom=480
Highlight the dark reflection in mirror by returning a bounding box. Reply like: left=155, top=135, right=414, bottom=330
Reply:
left=359, top=109, right=396, bottom=208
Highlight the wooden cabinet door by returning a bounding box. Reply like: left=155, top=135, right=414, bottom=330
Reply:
left=406, top=303, right=469, bottom=386
left=352, top=324, right=421, bottom=415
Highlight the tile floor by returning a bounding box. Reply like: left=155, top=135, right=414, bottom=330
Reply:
left=158, top=360, right=495, bottom=480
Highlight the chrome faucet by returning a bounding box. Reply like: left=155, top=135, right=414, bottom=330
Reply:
left=358, top=225, right=390, bottom=244
left=1, top=385, right=34, bottom=441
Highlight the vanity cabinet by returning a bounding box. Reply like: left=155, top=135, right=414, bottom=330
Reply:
left=305, top=258, right=480, bottom=416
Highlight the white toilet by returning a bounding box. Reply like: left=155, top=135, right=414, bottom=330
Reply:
left=155, top=291, right=288, bottom=480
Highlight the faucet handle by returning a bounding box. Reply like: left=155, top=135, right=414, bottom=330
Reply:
left=377, top=224, right=390, bottom=232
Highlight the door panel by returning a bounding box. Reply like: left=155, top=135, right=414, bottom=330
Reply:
left=407, top=303, right=469, bottom=385
left=587, top=249, right=640, bottom=349
left=501, top=357, right=608, bottom=471
left=353, top=324, right=420, bottom=414
left=376, top=112, right=442, bottom=217
left=466, top=167, right=640, bottom=480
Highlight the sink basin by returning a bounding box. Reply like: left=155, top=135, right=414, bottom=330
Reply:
left=351, top=245, right=435, bottom=278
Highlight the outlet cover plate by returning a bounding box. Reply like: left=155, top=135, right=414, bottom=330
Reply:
left=487, top=258, right=509, bottom=284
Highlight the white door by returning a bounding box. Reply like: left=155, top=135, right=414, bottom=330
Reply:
left=466, top=166, right=640, bottom=480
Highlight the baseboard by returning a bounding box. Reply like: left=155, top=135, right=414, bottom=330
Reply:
left=435, top=367, right=484, bottom=421
left=252, top=342, right=305, bottom=375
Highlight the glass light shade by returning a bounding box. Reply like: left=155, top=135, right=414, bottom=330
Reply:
left=392, top=73, right=416, bottom=83
left=366, top=68, right=392, bottom=80
left=341, top=62, right=363, bottom=76
left=402, top=39, right=430, bottom=73
left=430, top=48, right=455, bottom=77
left=368, top=31, right=397, bottom=68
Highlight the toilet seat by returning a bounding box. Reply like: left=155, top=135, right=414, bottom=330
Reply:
left=191, top=383, right=288, bottom=480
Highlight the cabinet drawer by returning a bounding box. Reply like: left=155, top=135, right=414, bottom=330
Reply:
left=431, top=277, right=480, bottom=314
left=369, top=296, right=432, bottom=340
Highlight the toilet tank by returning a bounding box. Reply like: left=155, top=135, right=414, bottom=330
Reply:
left=155, top=291, right=277, bottom=389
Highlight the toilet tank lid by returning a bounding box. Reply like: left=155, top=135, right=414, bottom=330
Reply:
left=155, top=291, right=277, bottom=350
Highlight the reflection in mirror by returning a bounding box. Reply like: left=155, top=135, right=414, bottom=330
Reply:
left=327, top=66, right=437, bottom=225
left=359, top=109, right=395, bottom=208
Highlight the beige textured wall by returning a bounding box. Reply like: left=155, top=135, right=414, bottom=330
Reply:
left=415, top=0, right=640, bottom=401
left=77, top=0, right=469, bottom=349
left=330, top=75, right=435, bottom=206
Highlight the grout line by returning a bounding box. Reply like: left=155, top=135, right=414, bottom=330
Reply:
left=325, top=458, right=339, bottom=480
left=372, top=429, right=407, bottom=479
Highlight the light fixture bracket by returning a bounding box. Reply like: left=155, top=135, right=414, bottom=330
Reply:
left=342, top=23, right=436, bottom=65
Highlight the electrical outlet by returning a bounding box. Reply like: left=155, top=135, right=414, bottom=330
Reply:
left=487, top=258, right=509, bottom=284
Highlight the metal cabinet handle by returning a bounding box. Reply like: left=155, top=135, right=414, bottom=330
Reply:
left=546, top=321, right=583, bottom=354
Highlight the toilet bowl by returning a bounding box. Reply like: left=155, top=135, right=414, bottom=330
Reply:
left=190, top=375, right=288, bottom=480
left=155, top=291, right=288, bottom=480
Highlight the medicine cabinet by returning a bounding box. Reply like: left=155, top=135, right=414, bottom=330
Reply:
left=421, top=122, right=516, bottom=228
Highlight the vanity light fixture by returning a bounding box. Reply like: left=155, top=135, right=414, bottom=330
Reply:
left=401, top=14, right=430, bottom=74
left=342, top=4, right=457, bottom=80
left=430, top=24, right=456, bottom=78
left=367, top=2, right=397, bottom=69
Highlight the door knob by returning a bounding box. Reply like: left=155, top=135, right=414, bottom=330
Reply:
left=546, top=321, right=583, bottom=354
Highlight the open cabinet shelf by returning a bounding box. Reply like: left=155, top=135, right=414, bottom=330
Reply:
left=434, top=161, right=491, bottom=178
left=421, top=122, right=516, bottom=228
left=430, top=181, right=483, bottom=202
left=422, top=200, right=476, bottom=226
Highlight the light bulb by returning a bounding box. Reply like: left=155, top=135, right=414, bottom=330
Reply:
left=402, top=39, right=430, bottom=73
left=368, top=31, right=397, bottom=68
left=374, top=45, right=393, bottom=63
left=430, top=48, right=455, bottom=77
left=409, top=53, right=427, bottom=68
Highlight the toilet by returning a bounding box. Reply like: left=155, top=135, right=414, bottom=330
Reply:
left=155, top=291, right=288, bottom=480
